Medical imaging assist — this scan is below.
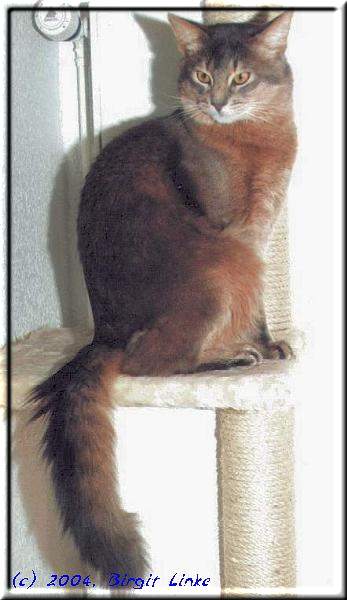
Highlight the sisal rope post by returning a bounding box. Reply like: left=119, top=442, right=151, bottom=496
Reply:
left=216, top=408, right=296, bottom=595
left=263, top=205, right=293, bottom=339
left=203, top=2, right=296, bottom=595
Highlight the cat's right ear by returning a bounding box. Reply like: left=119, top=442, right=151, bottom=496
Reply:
left=168, top=14, right=208, bottom=55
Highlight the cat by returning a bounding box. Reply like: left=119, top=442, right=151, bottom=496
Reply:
left=29, top=11, right=297, bottom=586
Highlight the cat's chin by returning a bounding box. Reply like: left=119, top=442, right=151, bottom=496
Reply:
left=181, top=107, right=248, bottom=126
left=210, top=111, right=249, bottom=125
left=192, top=109, right=249, bottom=126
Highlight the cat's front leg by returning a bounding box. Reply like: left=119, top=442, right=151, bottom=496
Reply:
left=243, top=168, right=292, bottom=249
left=221, top=195, right=285, bottom=256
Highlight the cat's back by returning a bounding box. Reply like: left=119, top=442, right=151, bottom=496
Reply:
left=82, top=116, right=178, bottom=195
left=77, top=113, right=189, bottom=261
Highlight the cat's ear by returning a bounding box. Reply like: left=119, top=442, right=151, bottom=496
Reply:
left=168, top=14, right=208, bottom=55
left=249, top=11, right=293, bottom=58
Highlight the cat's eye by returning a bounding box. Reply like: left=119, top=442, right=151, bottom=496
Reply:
left=196, top=70, right=212, bottom=85
left=233, top=71, right=251, bottom=86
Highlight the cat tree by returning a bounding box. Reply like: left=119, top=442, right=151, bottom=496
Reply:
left=2, top=4, right=298, bottom=596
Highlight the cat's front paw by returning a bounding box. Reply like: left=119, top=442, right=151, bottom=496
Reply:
left=228, top=347, right=263, bottom=367
left=266, top=340, right=294, bottom=360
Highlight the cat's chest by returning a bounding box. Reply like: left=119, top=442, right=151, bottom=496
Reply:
left=182, top=142, right=257, bottom=227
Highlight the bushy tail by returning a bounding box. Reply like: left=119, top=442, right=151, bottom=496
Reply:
left=28, top=343, right=148, bottom=585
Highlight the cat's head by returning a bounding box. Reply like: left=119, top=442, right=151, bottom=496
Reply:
left=168, top=12, right=293, bottom=125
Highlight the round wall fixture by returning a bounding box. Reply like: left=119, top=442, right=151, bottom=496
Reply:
left=33, top=1, right=81, bottom=41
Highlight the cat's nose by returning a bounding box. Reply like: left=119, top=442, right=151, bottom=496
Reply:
left=212, top=101, right=226, bottom=113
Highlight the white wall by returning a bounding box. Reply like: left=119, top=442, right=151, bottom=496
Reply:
left=10, top=11, right=88, bottom=342
left=286, top=11, right=342, bottom=595
left=11, top=11, right=65, bottom=339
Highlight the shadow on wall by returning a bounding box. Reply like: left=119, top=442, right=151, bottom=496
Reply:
left=13, top=13, right=181, bottom=576
left=49, top=13, right=181, bottom=331
left=48, top=144, right=90, bottom=331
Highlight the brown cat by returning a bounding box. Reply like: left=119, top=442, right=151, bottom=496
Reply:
left=29, top=11, right=297, bottom=586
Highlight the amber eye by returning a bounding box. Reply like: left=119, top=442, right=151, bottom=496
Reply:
left=234, top=71, right=251, bottom=86
left=196, top=70, right=212, bottom=85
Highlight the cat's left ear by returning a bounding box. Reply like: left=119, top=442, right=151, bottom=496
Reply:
left=249, top=11, right=293, bottom=58
left=168, top=14, right=208, bottom=55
